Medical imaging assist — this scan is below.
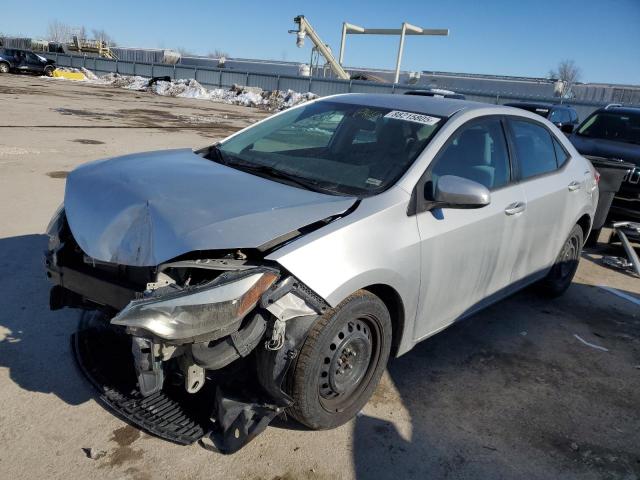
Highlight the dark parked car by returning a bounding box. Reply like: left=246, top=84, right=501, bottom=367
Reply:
left=570, top=105, right=640, bottom=225
left=0, top=48, right=56, bottom=76
left=504, top=102, right=579, bottom=134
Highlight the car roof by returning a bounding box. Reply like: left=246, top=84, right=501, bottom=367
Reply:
left=323, top=93, right=490, bottom=118
left=597, top=105, right=640, bottom=115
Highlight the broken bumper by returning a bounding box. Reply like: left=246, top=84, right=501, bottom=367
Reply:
left=45, top=205, right=329, bottom=452
left=45, top=218, right=325, bottom=452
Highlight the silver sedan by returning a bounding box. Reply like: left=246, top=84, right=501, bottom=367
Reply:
left=45, top=94, right=598, bottom=451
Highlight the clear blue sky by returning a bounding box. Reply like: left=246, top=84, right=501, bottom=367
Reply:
left=2, top=0, right=639, bottom=84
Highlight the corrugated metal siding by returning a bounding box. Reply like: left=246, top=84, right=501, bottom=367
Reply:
left=34, top=53, right=640, bottom=119
left=1, top=37, right=33, bottom=49
left=111, top=48, right=179, bottom=65
left=195, top=69, right=221, bottom=88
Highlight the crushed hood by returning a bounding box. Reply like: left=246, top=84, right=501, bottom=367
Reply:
left=64, top=149, right=356, bottom=266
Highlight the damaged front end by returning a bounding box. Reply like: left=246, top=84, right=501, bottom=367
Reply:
left=45, top=207, right=327, bottom=453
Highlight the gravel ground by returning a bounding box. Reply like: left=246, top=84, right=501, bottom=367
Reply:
left=0, top=74, right=639, bottom=480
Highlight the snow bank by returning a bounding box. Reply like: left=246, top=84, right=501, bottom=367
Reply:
left=55, top=69, right=318, bottom=111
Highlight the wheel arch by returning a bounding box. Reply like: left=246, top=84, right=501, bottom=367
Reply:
left=576, top=213, right=592, bottom=244
left=362, top=284, right=405, bottom=358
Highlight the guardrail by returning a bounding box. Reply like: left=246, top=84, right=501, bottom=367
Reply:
left=43, top=52, right=638, bottom=119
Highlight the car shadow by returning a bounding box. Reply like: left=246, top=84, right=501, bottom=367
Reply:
left=0, top=234, right=92, bottom=405
left=352, top=282, right=640, bottom=479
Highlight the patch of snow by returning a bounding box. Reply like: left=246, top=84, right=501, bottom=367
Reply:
left=56, top=69, right=318, bottom=111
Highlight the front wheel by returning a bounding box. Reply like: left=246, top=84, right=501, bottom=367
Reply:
left=538, top=224, right=583, bottom=297
left=0, top=62, right=9, bottom=74
left=44, top=66, right=55, bottom=77
left=288, top=290, right=392, bottom=430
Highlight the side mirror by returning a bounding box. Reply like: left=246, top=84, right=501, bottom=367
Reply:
left=431, top=175, right=491, bottom=209
left=560, top=124, right=574, bottom=134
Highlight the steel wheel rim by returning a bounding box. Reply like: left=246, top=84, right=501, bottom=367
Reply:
left=557, top=234, right=579, bottom=280
left=318, top=315, right=381, bottom=412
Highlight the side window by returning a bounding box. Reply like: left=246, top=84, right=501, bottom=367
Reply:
left=552, top=136, right=569, bottom=167
left=510, top=119, right=558, bottom=179
left=430, top=118, right=511, bottom=194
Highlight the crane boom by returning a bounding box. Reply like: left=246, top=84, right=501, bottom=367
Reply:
left=292, top=16, right=350, bottom=80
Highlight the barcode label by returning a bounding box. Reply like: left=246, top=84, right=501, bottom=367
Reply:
left=384, top=110, right=440, bottom=126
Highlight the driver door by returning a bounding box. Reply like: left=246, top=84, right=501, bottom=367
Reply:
left=15, top=51, right=29, bottom=70
left=413, top=117, right=527, bottom=340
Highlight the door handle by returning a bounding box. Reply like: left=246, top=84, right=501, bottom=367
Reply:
left=568, top=181, right=581, bottom=191
left=504, top=201, right=526, bottom=216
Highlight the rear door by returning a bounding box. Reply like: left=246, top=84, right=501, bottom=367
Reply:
left=413, top=116, right=527, bottom=339
left=505, top=117, right=583, bottom=281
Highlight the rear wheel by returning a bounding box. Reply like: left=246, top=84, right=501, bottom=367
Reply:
left=0, top=62, right=9, bottom=74
left=289, top=290, right=391, bottom=430
left=538, top=224, right=583, bottom=296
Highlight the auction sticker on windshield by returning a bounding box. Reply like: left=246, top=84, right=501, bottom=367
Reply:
left=384, top=110, right=440, bottom=126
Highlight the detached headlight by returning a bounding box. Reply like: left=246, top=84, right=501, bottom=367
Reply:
left=111, top=271, right=277, bottom=342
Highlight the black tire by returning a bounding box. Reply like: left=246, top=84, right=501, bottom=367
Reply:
left=585, top=227, right=601, bottom=247
left=0, top=62, right=9, bottom=74
left=538, top=224, right=583, bottom=297
left=288, top=290, right=392, bottom=430
left=44, top=66, right=54, bottom=77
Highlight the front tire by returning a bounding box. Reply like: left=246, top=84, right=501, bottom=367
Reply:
left=44, top=66, right=55, bottom=77
left=0, top=62, right=9, bottom=74
left=289, top=290, right=392, bottom=430
left=538, top=224, right=583, bottom=297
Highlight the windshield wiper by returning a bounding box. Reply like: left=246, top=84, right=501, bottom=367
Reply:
left=204, top=143, right=229, bottom=165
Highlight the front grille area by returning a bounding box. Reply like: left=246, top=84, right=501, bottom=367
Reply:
left=72, top=313, right=212, bottom=445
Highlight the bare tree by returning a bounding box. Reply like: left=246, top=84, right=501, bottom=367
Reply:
left=76, top=25, right=87, bottom=41
left=92, top=29, right=116, bottom=46
left=549, top=60, right=581, bottom=97
left=207, top=49, right=229, bottom=59
left=46, top=20, right=72, bottom=43
left=177, top=47, right=195, bottom=57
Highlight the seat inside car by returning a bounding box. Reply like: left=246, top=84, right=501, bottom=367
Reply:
left=434, top=128, right=500, bottom=189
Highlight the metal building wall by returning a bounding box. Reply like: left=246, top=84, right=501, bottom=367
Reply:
left=41, top=52, right=639, bottom=119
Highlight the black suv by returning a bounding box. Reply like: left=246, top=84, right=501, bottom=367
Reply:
left=504, top=102, right=579, bottom=134
left=0, top=48, right=56, bottom=76
left=570, top=105, right=640, bottom=223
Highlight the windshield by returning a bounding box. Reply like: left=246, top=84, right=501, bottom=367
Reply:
left=577, top=111, right=640, bottom=145
left=215, top=100, right=444, bottom=196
